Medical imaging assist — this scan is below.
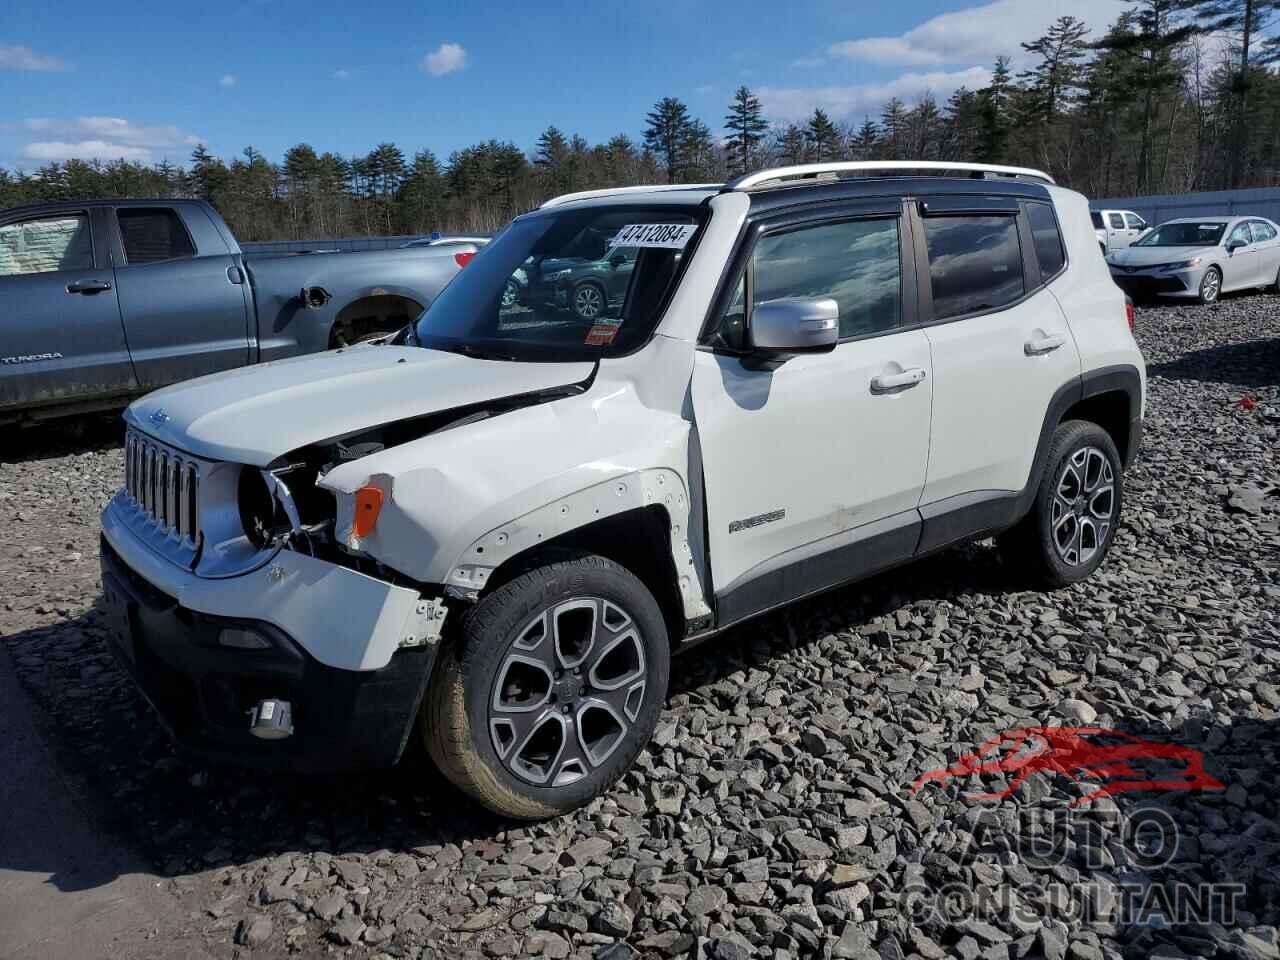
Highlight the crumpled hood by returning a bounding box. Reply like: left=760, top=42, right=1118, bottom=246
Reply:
left=126, top=346, right=595, bottom=466
left=1107, top=245, right=1216, bottom=268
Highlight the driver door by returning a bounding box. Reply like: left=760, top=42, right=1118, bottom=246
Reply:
left=691, top=204, right=932, bottom=625
left=1222, top=222, right=1257, bottom=290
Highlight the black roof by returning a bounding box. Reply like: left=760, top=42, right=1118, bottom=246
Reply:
left=743, top=175, right=1052, bottom=216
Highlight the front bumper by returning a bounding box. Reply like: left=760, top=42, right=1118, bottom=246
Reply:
left=1110, top=270, right=1195, bottom=298
left=100, top=537, right=436, bottom=771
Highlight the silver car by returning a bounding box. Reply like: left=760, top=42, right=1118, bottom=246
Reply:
left=1106, top=216, right=1280, bottom=304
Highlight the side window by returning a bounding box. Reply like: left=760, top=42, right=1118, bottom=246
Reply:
left=1228, top=222, right=1251, bottom=247
left=116, top=208, right=196, bottom=264
left=1108, top=213, right=1125, bottom=230
left=1025, top=202, right=1066, bottom=282
left=752, top=218, right=901, bottom=339
left=0, top=214, right=94, bottom=277
left=1254, top=221, right=1278, bottom=242
left=1124, top=213, right=1146, bottom=230
left=922, top=215, right=1024, bottom=320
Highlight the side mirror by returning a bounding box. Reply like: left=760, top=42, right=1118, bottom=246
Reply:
left=1227, top=239, right=1247, bottom=252
left=746, top=298, right=839, bottom=368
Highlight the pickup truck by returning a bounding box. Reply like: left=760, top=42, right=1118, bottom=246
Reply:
left=1092, top=208, right=1149, bottom=254
left=0, top=198, right=474, bottom=424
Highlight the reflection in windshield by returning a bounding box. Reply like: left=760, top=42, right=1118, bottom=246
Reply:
left=414, top=206, right=701, bottom=362
left=1135, top=223, right=1226, bottom=247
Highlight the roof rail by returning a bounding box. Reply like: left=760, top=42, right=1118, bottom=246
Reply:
left=727, top=161, right=1055, bottom=190
left=540, top=183, right=722, bottom=209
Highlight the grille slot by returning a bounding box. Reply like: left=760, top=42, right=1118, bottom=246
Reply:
left=125, top=431, right=200, bottom=546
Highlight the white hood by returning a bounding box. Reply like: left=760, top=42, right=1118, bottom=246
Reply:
left=1107, top=245, right=1217, bottom=268
left=126, top=346, right=594, bottom=466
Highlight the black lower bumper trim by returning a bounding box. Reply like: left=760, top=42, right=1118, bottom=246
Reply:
left=100, top=537, right=435, bottom=773
left=1112, top=275, right=1187, bottom=297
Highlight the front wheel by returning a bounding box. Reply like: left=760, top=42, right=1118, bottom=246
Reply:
left=998, top=421, right=1123, bottom=588
left=1198, top=266, right=1222, bottom=304
left=571, top=282, right=606, bottom=321
left=422, top=553, right=670, bottom=819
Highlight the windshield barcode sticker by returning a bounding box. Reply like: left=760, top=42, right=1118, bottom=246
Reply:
left=611, top=223, right=697, bottom=250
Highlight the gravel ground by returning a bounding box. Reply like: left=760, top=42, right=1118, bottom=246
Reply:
left=1, top=298, right=1277, bottom=960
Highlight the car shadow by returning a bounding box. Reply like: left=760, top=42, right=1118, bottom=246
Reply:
left=0, top=414, right=125, bottom=464
left=0, top=538, right=1028, bottom=894
left=1147, top=335, right=1280, bottom=389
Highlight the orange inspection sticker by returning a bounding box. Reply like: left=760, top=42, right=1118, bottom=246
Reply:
left=584, top=323, right=620, bottom=346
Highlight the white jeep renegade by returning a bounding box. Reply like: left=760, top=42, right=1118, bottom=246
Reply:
left=100, top=162, right=1145, bottom=819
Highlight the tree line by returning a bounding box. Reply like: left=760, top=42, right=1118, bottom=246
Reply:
left=4, top=0, right=1280, bottom=240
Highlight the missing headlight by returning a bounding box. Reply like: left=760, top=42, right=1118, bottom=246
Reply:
left=238, top=467, right=288, bottom=550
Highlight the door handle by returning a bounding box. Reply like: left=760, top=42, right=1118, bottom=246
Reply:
left=1024, top=334, right=1066, bottom=356
left=66, top=279, right=113, bottom=295
left=870, top=367, right=927, bottom=394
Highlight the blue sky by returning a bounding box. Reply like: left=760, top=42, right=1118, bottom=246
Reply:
left=3, top=0, right=1134, bottom=171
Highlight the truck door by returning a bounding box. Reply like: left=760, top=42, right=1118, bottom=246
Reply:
left=691, top=203, right=932, bottom=625
left=0, top=207, right=137, bottom=413
left=109, top=204, right=251, bottom=390
left=1107, top=212, right=1131, bottom=248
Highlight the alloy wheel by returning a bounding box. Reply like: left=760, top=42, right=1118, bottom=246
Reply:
left=1201, top=269, right=1221, bottom=302
left=1050, top=446, right=1115, bottom=567
left=574, top=285, right=603, bottom=320
left=488, top=598, right=647, bottom=787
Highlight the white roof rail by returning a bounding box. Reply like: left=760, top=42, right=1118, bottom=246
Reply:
left=728, top=161, right=1055, bottom=190
left=540, top=183, right=722, bottom=209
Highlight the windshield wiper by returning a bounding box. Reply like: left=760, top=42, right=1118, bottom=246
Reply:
left=432, top=342, right=523, bottom=362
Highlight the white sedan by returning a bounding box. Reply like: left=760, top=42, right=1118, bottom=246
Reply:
left=1106, top=216, right=1280, bottom=304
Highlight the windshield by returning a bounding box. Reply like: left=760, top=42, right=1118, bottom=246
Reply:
left=413, top=205, right=703, bottom=362
left=1135, top=222, right=1226, bottom=247
left=1091, top=212, right=1104, bottom=229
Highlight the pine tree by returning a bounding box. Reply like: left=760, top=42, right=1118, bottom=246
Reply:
left=724, top=85, right=769, bottom=175
left=850, top=118, right=880, bottom=160
left=776, top=125, right=807, bottom=165
left=1019, top=17, right=1092, bottom=123
left=643, top=97, right=693, bottom=183
left=806, top=109, right=841, bottom=161
left=880, top=98, right=909, bottom=159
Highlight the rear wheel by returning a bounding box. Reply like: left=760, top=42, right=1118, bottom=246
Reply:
left=1197, top=266, right=1222, bottom=304
left=998, top=420, right=1123, bottom=588
left=422, top=553, right=669, bottom=819
left=571, top=282, right=606, bottom=322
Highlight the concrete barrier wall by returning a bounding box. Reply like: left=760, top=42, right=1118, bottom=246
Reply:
left=1092, top=187, right=1280, bottom=225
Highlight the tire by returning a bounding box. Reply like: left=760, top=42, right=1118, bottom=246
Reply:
left=1197, top=266, right=1222, bottom=304
left=570, top=281, right=606, bottom=322
left=1272, top=265, right=1280, bottom=294
left=998, top=420, right=1123, bottom=589
left=421, top=552, right=670, bottom=820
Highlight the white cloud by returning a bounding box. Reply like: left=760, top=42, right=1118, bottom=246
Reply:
left=219, top=73, right=237, bottom=87
left=793, top=55, right=826, bottom=68
left=0, top=45, right=70, bottom=72
left=758, top=66, right=993, bottom=124
left=830, top=0, right=1130, bottom=69
left=23, top=140, right=153, bottom=163
left=18, top=117, right=205, bottom=165
left=421, top=42, right=467, bottom=77
left=332, top=68, right=351, bottom=80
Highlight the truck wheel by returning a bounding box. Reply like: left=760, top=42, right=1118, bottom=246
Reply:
left=998, top=420, right=1123, bottom=589
left=422, top=552, right=669, bottom=820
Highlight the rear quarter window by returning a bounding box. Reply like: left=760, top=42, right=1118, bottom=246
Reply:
left=1026, top=202, right=1066, bottom=282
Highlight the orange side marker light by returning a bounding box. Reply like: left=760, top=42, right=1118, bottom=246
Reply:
left=353, top=485, right=384, bottom=538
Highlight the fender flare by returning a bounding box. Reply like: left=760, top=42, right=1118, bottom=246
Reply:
left=443, top=468, right=712, bottom=621
left=1015, top=363, right=1143, bottom=520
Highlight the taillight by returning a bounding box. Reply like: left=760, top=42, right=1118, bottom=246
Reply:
left=1124, top=297, right=1135, bottom=332
left=454, top=251, right=476, bottom=268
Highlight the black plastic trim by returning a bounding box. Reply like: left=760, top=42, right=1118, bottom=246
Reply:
left=916, top=490, right=1021, bottom=555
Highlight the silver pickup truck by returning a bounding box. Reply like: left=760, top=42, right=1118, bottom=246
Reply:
left=0, top=199, right=473, bottom=424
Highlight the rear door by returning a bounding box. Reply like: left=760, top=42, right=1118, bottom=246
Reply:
left=916, top=196, right=1080, bottom=532
left=691, top=201, right=933, bottom=621
left=110, top=204, right=251, bottom=390
left=0, top=207, right=136, bottom=413
left=1247, top=220, right=1280, bottom=286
